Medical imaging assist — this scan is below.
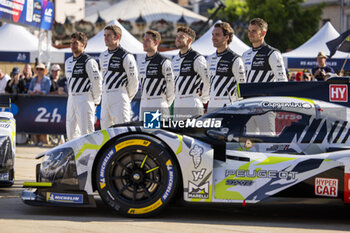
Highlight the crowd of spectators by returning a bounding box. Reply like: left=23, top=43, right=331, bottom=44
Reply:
left=286, top=51, right=341, bottom=82
left=0, top=63, right=67, bottom=96
left=0, top=63, right=67, bottom=147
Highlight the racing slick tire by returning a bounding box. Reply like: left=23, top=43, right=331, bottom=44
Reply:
left=95, top=134, right=180, bottom=217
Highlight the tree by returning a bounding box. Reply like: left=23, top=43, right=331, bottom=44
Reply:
left=210, top=0, right=325, bottom=52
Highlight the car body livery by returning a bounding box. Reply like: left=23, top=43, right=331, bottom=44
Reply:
left=22, top=96, right=350, bottom=216
left=0, top=111, right=16, bottom=187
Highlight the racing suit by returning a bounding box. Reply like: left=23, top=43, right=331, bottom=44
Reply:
left=242, top=42, right=287, bottom=83
left=139, top=52, right=175, bottom=121
left=206, top=48, right=246, bottom=110
left=99, top=46, right=139, bottom=129
left=172, top=49, right=209, bottom=119
left=65, top=53, right=102, bottom=141
left=242, top=42, right=287, bottom=136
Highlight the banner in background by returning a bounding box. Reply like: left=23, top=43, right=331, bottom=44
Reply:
left=2, top=94, right=140, bottom=134
left=0, top=0, right=54, bottom=30
left=287, top=57, right=350, bottom=71
left=0, top=51, right=29, bottom=62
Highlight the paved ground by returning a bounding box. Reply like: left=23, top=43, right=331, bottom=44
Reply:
left=0, top=145, right=350, bottom=233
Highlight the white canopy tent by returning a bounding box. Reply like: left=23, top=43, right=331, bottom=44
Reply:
left=0, top=23, right=63, bottom=63
left=282, top=22, right=350, bottom=70
left=162, top=21, right=250, bottom=57
left=85, top=0, right=207, bottom=24
left=192, top=21, right=250, bottom=56
left=61, top=19, right=145, bottom=57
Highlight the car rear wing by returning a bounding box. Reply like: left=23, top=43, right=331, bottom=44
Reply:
left=238, top=77, right=350, bottom=107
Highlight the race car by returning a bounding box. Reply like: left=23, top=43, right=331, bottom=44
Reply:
left=0, top=110, right=16, bottom=187
left=22, top=96, right=350, bottom=216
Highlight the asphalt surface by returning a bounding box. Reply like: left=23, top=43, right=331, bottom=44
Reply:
left=0, top=145, right=350, bottom=233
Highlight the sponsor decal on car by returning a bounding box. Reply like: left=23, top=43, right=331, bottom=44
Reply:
left=189, top=145, right=203, bottom=169
left=329, top=84, right=348, bottom=102
left=192, top=168, right=206, bottom=181
left=262, top=101, right=312, bottom=109
left=315, top=177, right=338, bottom=197
left=188, top=181, right=209, bottom=199
left=225, top=169, right=297, bottom=179
left=225, top=179, right=253, bottom=186
left=46, top=192, right=83, bottom=204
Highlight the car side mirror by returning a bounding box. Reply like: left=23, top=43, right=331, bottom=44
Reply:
left=206, top=129, right=227, bottom=141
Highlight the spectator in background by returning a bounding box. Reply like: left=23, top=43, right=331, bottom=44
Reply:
left=289, top=72, right=296, bottom=81
left=28, top=63, right=51, bottom=95
left=312, top=52, right=334, bottom=81
left=28, top=63, right=51, bottom=147
left=49, top=64, right=64, bottom=94
left=50, top=64, right=68, bottom=95
left=0, top=69, right=11, bottom=94
left=295, top=71, right=303, bottom=81
left=303, top=73, right=312, bottom=81
left=57, top=76, right=67, bottom=95
left=5, top=67, right=26, bottom=94
left=21, top=63, right=33, bottom=93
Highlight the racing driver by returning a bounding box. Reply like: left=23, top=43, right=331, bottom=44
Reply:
left=65, top=32, right=102, bottom=140
left=242, top=18, right=288, bottom=136
left=99, top=25, right=139, bottom=128
left=207, top=22, right=246, bottom=110
left=172, top=26, right=209, bottom=119
left=139, top=30, right=175, bottom=120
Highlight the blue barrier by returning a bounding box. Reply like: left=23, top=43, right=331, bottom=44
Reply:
left=2, top=94, right=140, bottom=134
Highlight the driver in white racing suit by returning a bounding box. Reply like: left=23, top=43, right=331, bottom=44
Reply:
left=139, top=30, right=175, bottom=121
left=99, top=25, right=139, bottom=129
left=242, top=18, right=288, bottom=136
left=207, top=22, right=246, bottom=110
left=65, top=32, right=102, bottom=140
left=172, top=26, right=209, bottom=120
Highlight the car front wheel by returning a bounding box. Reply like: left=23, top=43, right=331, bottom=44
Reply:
left=95, top=134, right=179, bottom=217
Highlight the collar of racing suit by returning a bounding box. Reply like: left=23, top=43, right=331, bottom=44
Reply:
left=108, top=45, right=120, bottom=54
left=145, top=52, right=159, bottom=61
left=73, top=52, right=85, bottom=61
left=252, top=42, right=267, bottom=52
left=216, top=48, right=231, bottom=57
left=179, top=48, right=193, bottom=58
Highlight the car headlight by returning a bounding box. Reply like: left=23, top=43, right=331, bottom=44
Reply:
left=40, top=147, right=78, bottom=186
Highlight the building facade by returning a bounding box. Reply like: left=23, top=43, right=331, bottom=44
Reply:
left=303, top=0, right=350, bottom=32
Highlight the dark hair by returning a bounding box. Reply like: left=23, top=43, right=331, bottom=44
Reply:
left=145, top=30, right=161, bottom=43
left=177, top=26, right=196, bottom=41
left=249, top=18, right=268, bottom=31
left=104, top=25, right=122, bottom=38
left=214, top=22, right=234, bottom=44
left=71, top=32, right=88, bottom=46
